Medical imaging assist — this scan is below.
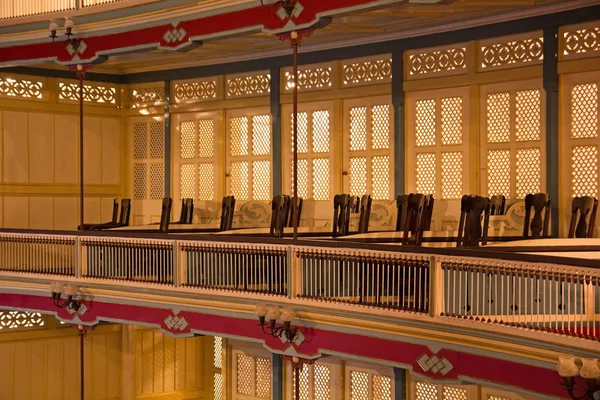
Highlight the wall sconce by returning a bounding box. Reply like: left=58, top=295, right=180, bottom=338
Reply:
left=49, top=18, right=81, bottom=51
left=50, top=282, right=83, bottom=314
left=557, top=356, right=600, bottom=400
left=260, top=0, right=297, bottom=19
left=255, top=305, right=303, bottom=344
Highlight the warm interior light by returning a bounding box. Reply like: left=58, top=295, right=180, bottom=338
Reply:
left=557, top=356, right=579, bottom=377
left=64, top=18, right=74, bottom=29
left=281, top=307, right=294, bottom=322
left=65, top=284, right=78, bottom=296
left=267, top=306, right=281, bottom=321
left=580, top=359, right=600, bottom=379
left=255, top=304, right=267, bottom=317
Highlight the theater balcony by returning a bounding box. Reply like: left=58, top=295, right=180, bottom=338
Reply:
left=0, top=1, right=599, bottom=400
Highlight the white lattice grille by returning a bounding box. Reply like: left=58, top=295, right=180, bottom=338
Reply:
left=516, top=148, right=541, bottom=198
left=313, top=111, right=330, bottom=153
left=213, top=337, right=222, bottom=368
left=409, top=47, right=467, bottom=76
left=198, top=163, right=215, bottom=201
left=255, top=357, right=271, bottom=399
left=198, top=119, right=215, bottom=157
left=285, top=67, right=332, bottom=91
left=292, top=112, right=309, bottom=153
left=231, top=117, right=249, bottom=156
left=314, top=365, right=331, bottom=400
left=350, top=107, right=368, bottom=151
left=313, top=158, right=330, bottom=201
left=58, top=82, right=117, bottom=104
left=350, top=371, right=369, bottom=400
left=236, top=354, right=253, bottom=395
left=487, top=92, right=511, bottom=143
left=230, top=162, right=249, bottom=200
left=0, top=311, right=44, bottom=330
left=150, top=164, right=164, bottom=199
left=571, top=83, right=598, bottom=139
left=292, top=159, right=309, bottom=199
left=416, top=153, right=436, bottom=195
left=443, top=387, right=468, bottom=400
left=253, top=160, right=271, bottom=201
left=562, top=25, right=600, bottom=58
left=253, top=115, right=271, bottom=155
left=133, top=123, right=148, bottom=159
left=572, top=145, right=598, bottom=197
left=480, top=37, right=543, bottom=69
left=372, top=156, right=390, bottom=200
left=515, top=90, right=541, bottom=141
left=416, top=99, right=436, bottom=147
left=415, top=382, right=438, bottom=400
left=180, top=121, right=196, bottom=159
left=134, top=163, right=147, bottom=199
left=487, top=149, right=511, bottom=198
left=350, top=157, right=368, bottom=196
left=180, top=164, right=196, bottom=199
left=0, top=77, right=43, bottom=99
left=441, top=152, right=463, bottom=199
left=293, top=364, right=310, bottom=400
left=441, top=97, right=463, bottom=145
left=373, top=375, right=392, bottom=400
left=150, top=122, right=164, bottom=158
left=343, top=58, right=392, bottom=86
left=487, top=396, right=511, bottom=400
left=214, top=373, right=223, bottom=400
left=372, top=105, right=391, bottom=150
left=174, top=79, right=217, bottom=102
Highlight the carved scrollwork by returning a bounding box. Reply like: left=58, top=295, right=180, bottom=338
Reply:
left=130, top=86, right=165, bottom=107
left=227, top=74, right=270, bottom=97
left=59, top=82, right=116, bottom=104
left=174, top=80, right=217, bottom=102
left=235, top=201, right=270, bottom=226
left=480, top=37, right=543, bottom=69
left=0, top=77, right=43, bottom=99
left=409, top=47, right=466, bottom=77
left=343, top=59, right=392, bottom=86
left=562, top=26, right=600, bottom=58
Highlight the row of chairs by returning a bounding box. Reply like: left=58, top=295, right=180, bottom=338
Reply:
left=332, top=194, right=372, bottom=237
left=270, top=195, right=304, bottom=238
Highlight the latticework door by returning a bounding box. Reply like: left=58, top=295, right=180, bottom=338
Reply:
left=411, top=381, right=474, bottom=400
left=287, top=361, right=339, bottom=400
left=480, top=80, right=546, bottom=201
left=283, top=101, right=334, bottom=227
left=130, top=117, right=165, bottom=225
left=232, top=350, right=272, bottom=400
left=406, top=87, right=471, bottom=231
left=344, top=364, right=393, bottom=400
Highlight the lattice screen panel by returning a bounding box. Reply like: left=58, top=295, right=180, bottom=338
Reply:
left=313, top=158, right=330, bottom=201
left=441, top=152, right=463, bottom=199
left=230, top=162, right=249, bottom=200
left=350, top=107, right=368, bottom=151
left=313, top=111, right=330, bottom=153
left=571, top=145, right=598, bottom=197
left=487, top=92, right=511, bottom=143
left=198, top=119, right=215, bottom=157
left=443, top=387, right=467, bottom=400
left=0, top=77, right=44, bottom=100
left=350, top=157, right=368, bottom=196
left=487, top=150, right=511, bottom=198
left=214, top=373, right=223, bottom=400
left=515, top=90, right=541, bottom=141
left=516, top=148, right=541, bottom=198
left=180, top=121, right=196, bottom=159
left=416, top=99, right=436, bottom=147
left=213, top=337, right=222, bottom=369
left=373, top=375, right=392, bottom=400
left=213, top=337, right=223, bottom=400
left=231, top=117, right=250, bottom=156
left=561, top=23, right=600, bottom=59
left=441, top=97, right=463, bottom=145
left=237, top=354, right=253, bottom=395
left=0, top=311, right=44, bottom=330
left=255, top=357, right=271, bottom=399
left=134, top=163, right=148, bottom=199
left=134, top=123, right=148, bottom=159
left=350, top=371, right=369, bottom=400
left=150, top=122, right=164, bottom=158
left=372, top=156, right=390, bottom=200
left=292, top=364, right=310, bottom=400
left=180, top=164, right=196, bottom=198
left=415, top=382, right=438, bottom=400
left=416, top=153, right=436, bottom=195
left=372, top=105, right=391, bottom=150
left=58, top=82, right=117, bottom=104
left=292, top=159, right=309, bottom=199
left=314, top=365, right=331, bottom=400
left=343, top=57, right=392, bottom=86
left=292, top=112, right=309, bottom=153
left=253, top=115, right=271, bottom=155
left=253, top=160, right=271, bottom=201
left=571, top=83, right=598, bottom=139
left=150, top=164, right=165, bottom=199
left=198, top=163, right=215, bottom=201
left=488, top=396, right=511, bottom=400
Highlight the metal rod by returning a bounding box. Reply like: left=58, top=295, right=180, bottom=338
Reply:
left=292, top=35, right=299, bottom=240
left=78, top=67, right=84, bottom=231
left=293, top=358, right=300, bottom=400
left=79, top=325, right=85, bottom=400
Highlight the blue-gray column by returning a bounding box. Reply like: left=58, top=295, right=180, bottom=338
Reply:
left=543, top=27, right=559, bottom=237
left=164, top=79, right=172, bottom=198
left=271, top=67, right=283, bottom=196
left=394, top=367, right=407, bottom=400
left=271, top=353, right=283, bottom=400
left=392, top=50, right=405, bottom=196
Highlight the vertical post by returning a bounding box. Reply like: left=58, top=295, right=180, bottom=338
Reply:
left=543, top=27, right=559, bottom=238
left=292, top=357, right=301, bottom=400
left=79, top=325, right=85, bottom=400
left=291, top=32, right=299, bottom=240
left=271, top=67, right=282, bottom=196
left=77, top=65, right=85, bottom=230
left=271, top=353, right=284, bottom=400
left=121, top=325, right=136, bottom=400
left=164, top=80, right=172, bottom=198
left=393, top=367, right=407, bottom=400
left=392, top=51, right=405, bottom=196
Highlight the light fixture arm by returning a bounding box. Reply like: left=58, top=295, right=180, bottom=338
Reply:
left=561, top=377, right=600, bottom=400
left=261, top=0, right=296, bottom=18
left=258, top=317, right=297, bottom=341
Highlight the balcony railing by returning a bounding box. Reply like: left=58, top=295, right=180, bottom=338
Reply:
left=0, top=230, right=598, bottom=342
left=0, top=0, right=141, bottom=20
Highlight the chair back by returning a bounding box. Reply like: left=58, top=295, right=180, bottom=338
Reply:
left=333, top=194, right=351, bottom=237
left=423, top=195, right=434, bottom=231
left=523, top=193, right=551, bottom=239
left=457, top=195, right=490, bottom=247
left=220, top=196, right=236, bottom=231
left=184, top=198, right=194, bottom=224
left=490, top=195, right=506, bottom=215
left=568, top=196, right=598, bottom=238
left=395, top=195, right=408, bottom=232
left=358, top=195, right=372, bottom=234
left=402, top=194, right=426, bottom=245
left=119, top=199, right=131, bottom=226
left=269, top=195, right=288, bottom=238
left=176, top=199, right=187, bottom=223
left=159, top=197, right=173, bottom=233
left=286, top=196, right=303, bottom=227
left=111, top=199, right=119, bottom=223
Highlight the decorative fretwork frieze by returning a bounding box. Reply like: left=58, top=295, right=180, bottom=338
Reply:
left=226, top=72, right=270, bottom=98
left=0, top=76, right=44, bottom=100
left=284, top=65, right=332, bottom=91
left=479, top=33, right=543, bottom=70
left=0, top=311, right=45, bottom=330
left=58, top=81, right=117, bottom=105
left=130, top=85, right=165, bottom=108
left=561, top=22, right=600, bottom=60
left=174, top=78, right=218, bottom=103
left=407, top=46, right=467, bottom=78
left=343, top=57, right=392, bottom=87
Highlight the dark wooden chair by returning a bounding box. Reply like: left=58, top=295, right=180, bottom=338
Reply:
left=422, top=195, right=434, bottom=231
left=402, top=194, right=426, bottom=245
left=219, top=196, right=236, bottom=231
left=90, top=199, right=131, bottom=230
left=158, top=197, right=173, bottom=233
left=568, top=196, right=598, bottom=238
left=490, top=195, right=506, bottom=216
left=80, top=198, right=118, bottom=230
left=269, top=195, right=288, bottom=238
left=286, top=196, right=303, bottom=228
left=457, top=195, right=490, bottom=247
left=395, top=195, right=409, bottom=232
left=333, top=194, right=351, bottom=237
left=523, top=193, right=551, bottom=239
left=358, top=194, right=372, bottom=234
left=178, top=198, right=194, bottom=224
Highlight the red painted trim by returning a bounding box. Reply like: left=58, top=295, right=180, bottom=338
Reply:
left=0, top=0, right=393, bottom=65
left=0, top=293, right=570, bottom=398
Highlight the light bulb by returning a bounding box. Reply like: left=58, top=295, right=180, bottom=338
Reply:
left=65, top=284, right=78, bottom=296
left=267, top=306, right=281, bottom=321
left=557, top=356, right=579, bottom=377
left=55, top=282, right=66, bottom=294
left=281, top=308, right=294, bottom=322
left=255, top=304, right=267, bottom=317
left=64, top=18, right=74, bottom=29
left=291, top=31, right=298, bottom=40
left=580, top=358, right=600, bottom=379
left=77, top=64, right=83, bottom=72
left=49, top=21, right=59, bottom=32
